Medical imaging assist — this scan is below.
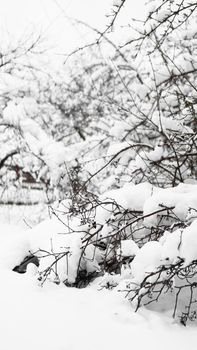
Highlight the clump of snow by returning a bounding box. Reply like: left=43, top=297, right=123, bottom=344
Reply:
left=146, top=145, right=164, bottom=162
left=110, top=120, right=129, bottom=139
left=99, top=182, right=157, bottom=216
left=130, top=241, right=162, bottom=283
left=135, top=145, right=165, bottom=170
left=28, top=215, right=102, bottom=284
left=155, top=7, right=171, bottom=22
left=151, top=111, right=193, bottom=134
left=118, top=239, right=139, bottom=258
left=143, top=183, right=197, bottom=226
left=180, top=218, right=197, bottom=265
left=160, top=229, right=182, bottom=264
left=145, top=2, right=157, bottom=15
left=3, top=100, right=22, bottom=127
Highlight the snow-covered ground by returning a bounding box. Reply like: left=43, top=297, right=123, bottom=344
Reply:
left=1, top=264, right=197, bottom=350
left=0, top=216, right=197, bottom=350
left=0, top=203, right=48, bottom=228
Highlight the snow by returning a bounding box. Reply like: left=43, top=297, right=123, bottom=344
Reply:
left=107, top=141, right=135, bottom=163
left=27, top=216, right=102, bottom=284
left=146, top=145, right=164, bottom=162
left=155, top=7, right=171, bottom=22
left=118, top=239, right=139, bottom=257
left=135, top=146, right=164, bottom=170
left=99, top=182, right=157, bottom=215
left=112, top=0, right=123, bottom=6
left=110, top=120, right=129, bottom=138
left=0, top=224, right=30, bottom=270
left=0, top=203, right=48, bottom=227
left=1, top=199, right=197, bottom=349
left=2, top=181, right=197, bottom=286
left=160, top=229, right=182, bottom=264
left=0, top=267, right=196, bottom=350
left=151, top=111, right=193, bottom=134
left=180, top=218, right=197, bottom=265
left=0, top=221, right=196, bottom=350
left=130, top=241, right=162, bottom=283
left=143, top=183, right=197, bottom=226
left=157, top=221, right=197, bottom=268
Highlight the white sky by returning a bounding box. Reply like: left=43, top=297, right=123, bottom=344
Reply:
left=0, top=0, right=146, bottom=56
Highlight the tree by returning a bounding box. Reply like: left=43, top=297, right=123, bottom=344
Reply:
left=3, top=0, right=197, bottom=325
